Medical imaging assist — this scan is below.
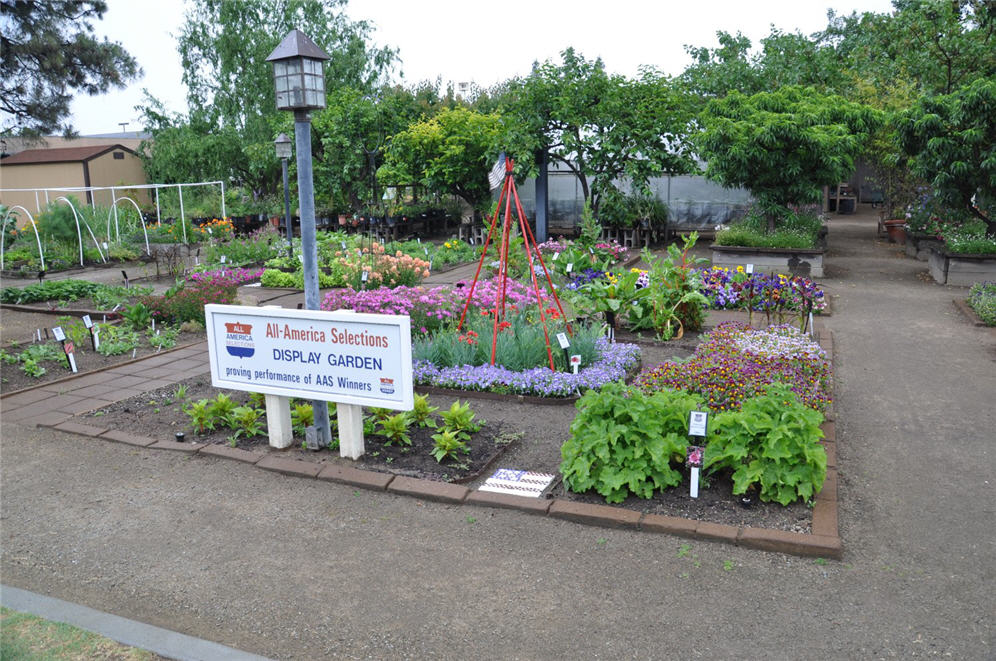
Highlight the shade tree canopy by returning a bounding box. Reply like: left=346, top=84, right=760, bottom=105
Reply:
left=696, top=86, right=882, bottom=229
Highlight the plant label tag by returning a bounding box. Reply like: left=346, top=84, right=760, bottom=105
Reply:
left=52, top=326, right=65, bottom=342
left=195, top=257, right=199, bottom=265
left=424, top=247, right=430, bottom=255
left=746, top=263, right=754, bottom=274
left=341, top=241, right=347, bottom=250
left=570, top=354, right=581, bottom=374
left=102, top=241, right=108, bottom=250
left=36, top=329, right=42, bottom=342
left=808, top=312, right=815, bottom=337
left=566, top=262, right=573, bottom=273
left=151, top=319, right=156, bottom=331
left=688, top=411, right=708, bottom=437
left=132, top=348, right=137, bottom=359
left=220, top=255, right=227, bottom=263
left=92, top=325, right=100, bottom=351
left=361, top=270, right=369, bottom=283
left=66, top=348, right=78, bottom=373
left=82, top=315, right=93, bottom=329
left=297, top=254, right=304, bottom=263
left=553, top=252, right=559, bottom=261
left=416, top=237, right=421, bottom=244
left=207, top=227, right=213, bottom=235
left=690, top=466, right=700, bottom=499
left=556, top=332, right=570, bottom=349
left=469, top=238, right=475, bottom=245
left=687, top=445, right=704, bottom=468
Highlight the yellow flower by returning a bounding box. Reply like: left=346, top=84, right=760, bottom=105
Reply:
left=736, top=265, right=744, bottom=273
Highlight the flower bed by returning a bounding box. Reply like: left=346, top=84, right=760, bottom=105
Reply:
left=967, top=281, right=996, bottom=326
left=635, top=321, right=831, bottom=413
left=414, top=337, right=640, bottom=397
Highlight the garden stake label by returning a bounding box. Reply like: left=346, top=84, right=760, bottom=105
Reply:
left=566, top=262, right=573, bottom=273
left=687, top=411, right=708, bottom=499
left=52, top=326, right=65, bottom=342
left=745, top=263, right=754, bottom=274
left=687, top=446, right=704, bottom=499
left=570, top=354, right=581, bottom=374
left=63, top=340, right=78, bottom=373
left=82, top=315, right=96, bottom=350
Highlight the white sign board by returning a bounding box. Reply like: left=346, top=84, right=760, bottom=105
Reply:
left=688, top=410, right=708, bottom=437
left=204, top=304, right=413, bottom=410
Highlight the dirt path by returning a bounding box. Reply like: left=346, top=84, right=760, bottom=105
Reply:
left=2, top=206, right=994, bottom=659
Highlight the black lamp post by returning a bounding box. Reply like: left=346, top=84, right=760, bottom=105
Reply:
left=266, top=29, right=332, bottom=446
left=274, top=133, right=293, bottom=259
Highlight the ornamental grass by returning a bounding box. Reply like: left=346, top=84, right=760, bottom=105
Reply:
left=635, top=321, right=832, bottom=413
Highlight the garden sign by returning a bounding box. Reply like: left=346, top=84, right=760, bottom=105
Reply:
left=204, top=304, right=413, bottom=459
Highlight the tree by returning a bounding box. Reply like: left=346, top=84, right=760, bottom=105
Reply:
left=379, top=107, right=502, bottom=210
left=141, top=0, right=397, bottom=199
left=827, top=1, right=995, bottom=98
left=898, top=78, right=996, bottom=233
left=499, top=48, right=696, bottom=214
left=0, top=0, right=140, bottom=135
left=696, top=86, right=881, bottom=230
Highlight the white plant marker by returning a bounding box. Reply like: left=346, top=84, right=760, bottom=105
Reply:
left=746, top=263, right=754, bottom=274
left=570, top=354, right=581, bottom=374
left=687, top=411, right=708, bottom=499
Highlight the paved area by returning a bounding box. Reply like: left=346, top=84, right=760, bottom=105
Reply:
left=2, top=206, right=994, bottom=659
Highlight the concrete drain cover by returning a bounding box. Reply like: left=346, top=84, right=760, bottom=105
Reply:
left=478, top=468, right=555, bottom=498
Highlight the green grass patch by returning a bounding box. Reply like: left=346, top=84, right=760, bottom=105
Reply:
left=1, top=606, right=160, bottom=660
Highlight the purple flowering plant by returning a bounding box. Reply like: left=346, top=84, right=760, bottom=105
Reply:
left=635, top=321, right=832, bottom=413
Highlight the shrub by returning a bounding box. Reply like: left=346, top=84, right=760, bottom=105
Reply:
left=714, top=207, right=823, bottom=249
left=560, top=382, right=701, bottom=503
left=143, top=278, right=238, bottom=326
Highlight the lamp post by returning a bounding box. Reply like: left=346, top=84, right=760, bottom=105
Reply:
left=266, top=29, right=332, bottom=446
left=274, top=133, right=293, bottom=259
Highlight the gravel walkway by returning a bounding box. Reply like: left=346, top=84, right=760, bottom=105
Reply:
left=2, top=206, right=993, bottom=659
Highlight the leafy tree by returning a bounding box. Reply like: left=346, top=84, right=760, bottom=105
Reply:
left=696, top=86, right=881, bottom=230
left=826, top=0, right=996, bottom=98
left=379, top=107, right=502, bottom=210
left=311, top=83, right=450, bottom=213
left=0, top=0, right=140, bottom=135
left=898, top=78, right=996, bottom=233
left=140, top=0, right=397, bottom=198
left=499, top=48, right=696, bottom=214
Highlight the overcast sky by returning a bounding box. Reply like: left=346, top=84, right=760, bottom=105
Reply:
left=69, top=0, right=897, bottom=136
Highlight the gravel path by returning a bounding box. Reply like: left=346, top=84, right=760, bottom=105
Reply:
left=2, top=207, right=994, bottom=659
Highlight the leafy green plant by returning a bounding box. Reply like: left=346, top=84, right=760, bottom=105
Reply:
left=410, top=393, right=438, bottom=428
left=147, top=326, right=179, bottom=350
left=225, top=405, right=265, bottom=441
left=121, top=303, right=152, bottom=330
left=20, top=358, right=46, bottom=378
left=291, top=402, right=314, bottom=435
left=560, top=382, right=702, bottom=503
left=96, top=324, right=139, bottom=356
left=705, top=382, right=826, bottom=505
left=184, top=398, right=215, bottom=434
left=367, top=406, right=394, bottom=422
left=208, top=393, right=238, bottom=421
left=439, top=400, right=482, bottom=439
left=376, top=412, right=412, bottom=446
left=430, top=429, right=469, bottom=463
left=639, top=235, right=710, bottom=339
left=173, top=384, right=188, bottom=400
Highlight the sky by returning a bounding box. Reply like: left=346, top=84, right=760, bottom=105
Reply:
left=69, top=0, right=897, bottom=136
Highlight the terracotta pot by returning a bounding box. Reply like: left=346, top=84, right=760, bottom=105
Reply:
left=883, top=219, right=907, bottom=245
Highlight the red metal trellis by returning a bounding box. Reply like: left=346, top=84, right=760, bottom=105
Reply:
left=456, top=158, right=571, bottom=370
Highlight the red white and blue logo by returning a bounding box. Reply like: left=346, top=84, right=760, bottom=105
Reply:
left=224, top=322, right=255, bottom=358
left=379, top=377, right=395, bottom=395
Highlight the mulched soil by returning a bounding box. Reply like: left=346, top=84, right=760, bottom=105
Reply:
left=0, top=329, right=205, bottom=393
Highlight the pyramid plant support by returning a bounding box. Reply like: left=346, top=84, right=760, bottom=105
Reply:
left=457, top=158, right=571, bottom=370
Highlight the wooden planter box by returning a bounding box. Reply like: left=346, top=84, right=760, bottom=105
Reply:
left=710, top=245, right=826, bottom=277
left=928, top=248, right=996, bottom=286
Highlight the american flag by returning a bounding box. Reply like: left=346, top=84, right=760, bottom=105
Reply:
left=488, top=152, right=507, bottom=190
